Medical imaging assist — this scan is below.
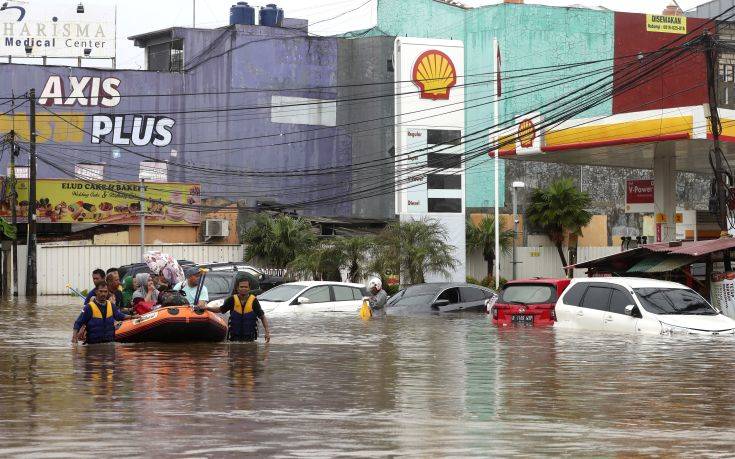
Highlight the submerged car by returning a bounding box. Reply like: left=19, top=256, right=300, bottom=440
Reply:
left=387, top=283, right=496, bottom=315
left=489, top=278, right=570, bottom=326
left=247, top=281, right=367, bottom=314
left=554, top=277, right=735, bottom=335
left=200, top=262, right=284, bottom=292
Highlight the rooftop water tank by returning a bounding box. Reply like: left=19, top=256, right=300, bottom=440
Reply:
left=259, top=4, right=284, bottom=27
left=229, top=2, right=255, bottom=26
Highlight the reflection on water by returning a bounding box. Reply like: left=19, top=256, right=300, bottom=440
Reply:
left=2, top=297, right=735, bottom=456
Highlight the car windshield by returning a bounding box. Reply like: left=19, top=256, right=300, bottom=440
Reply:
left=392, top=294, right=437, bottom=307
left=500, top=284, right=555, bottom=304
left=634, top=288, right=717, bottom=316
left=257, top=284, right=306, bottom=302
left=204, top=274, right=234, bottom=296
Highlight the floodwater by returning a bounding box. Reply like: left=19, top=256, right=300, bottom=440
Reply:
left=2, top=297, right=735, bottom=457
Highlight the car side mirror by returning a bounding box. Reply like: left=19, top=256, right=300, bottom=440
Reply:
left=297, top=296, right=311, bottom=304
left=432, top=299, right=450, bottom=309
left=624, top=305, right=638, bottom=317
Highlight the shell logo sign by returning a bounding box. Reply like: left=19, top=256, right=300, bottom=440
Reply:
left=412, top=50, right=457, bottom=100
left=518, top=119, right=536, bottom=148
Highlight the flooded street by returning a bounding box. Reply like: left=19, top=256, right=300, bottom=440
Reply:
left=2, top=297, right=735, bottom=457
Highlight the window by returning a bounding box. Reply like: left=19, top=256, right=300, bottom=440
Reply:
left=501, top=284, right=556, bottom=305
left=427, top=153, right=461, bottom=169
left=303, top=286, right=331, bottom=303
left=437, top=287, right=460, bottom=304
left=428, top=198, right=462, bottom=213
left=332, top=286, right=355, bottom=301
left=634, top=288, right=716, bottom=316
left=427, top=174, right=461, bottom=190
left=7, top=166, right=29, bottom=179
left=352, top=287, right=366, bottom=300
left=721, top=63, right=735, bottom=82
left=147, top=39, right=184, bottom=72
left=580, top=286, right=612, bottom=311
left=259, top=284, right=306, bottom=302
left=427, top=129, right=461, bottom=145
left=609, top=289, right=634, bottom=315
left=562, top=284, right=586, bottom=306
left=75, top=163, right=104, bottom=181
left=203, top=275, right=234, bottom=296
left=460, top=286, right=485, bottom=302
left=139, top=161, right=167, bottom=182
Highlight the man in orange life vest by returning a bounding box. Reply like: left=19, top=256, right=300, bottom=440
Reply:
left=72, top=282, right=133, bottom=345
left=201, top=278, right=270, bottom=342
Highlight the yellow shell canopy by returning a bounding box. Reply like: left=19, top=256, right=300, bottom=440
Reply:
left=414, top=51, right=456, bottom=99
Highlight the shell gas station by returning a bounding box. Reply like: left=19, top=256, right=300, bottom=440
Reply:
left=498, top=104, right=735, bottom=243
left=495, top=11, right=732, bottom=246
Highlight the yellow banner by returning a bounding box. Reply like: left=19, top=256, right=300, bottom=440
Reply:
left=1, top=179, right=200, bottom=225
left=646, top=14, right=686, bottom=34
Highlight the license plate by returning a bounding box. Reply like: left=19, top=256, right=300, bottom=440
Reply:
left=511, top=314, right=534, bottom=324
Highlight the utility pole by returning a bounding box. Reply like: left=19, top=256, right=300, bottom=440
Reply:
left=193, top=0, right=196, bottom=27
left=140, top=178, right=145, bottom=258
left=26, top=88, right=37, bottom=297
left=8, top=129, right=18, bottom=296
left=704, top=32, right=732, bottom=270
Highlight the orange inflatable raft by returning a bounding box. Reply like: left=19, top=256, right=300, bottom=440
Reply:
left=115, top=306, right=228, bottom=343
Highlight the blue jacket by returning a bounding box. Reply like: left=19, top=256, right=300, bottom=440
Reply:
left=74, top=299, right=128, bottom=344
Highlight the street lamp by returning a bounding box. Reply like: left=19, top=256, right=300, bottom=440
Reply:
left=511, top=181, right=525, bottom=280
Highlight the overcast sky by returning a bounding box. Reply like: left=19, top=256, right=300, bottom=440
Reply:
left=83, top=0, right=714, bottom=69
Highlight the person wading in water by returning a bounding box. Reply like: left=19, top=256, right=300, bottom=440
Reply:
left=72, top=283, right=134, bottom=345
left=200, top=277, right=270, bottom=342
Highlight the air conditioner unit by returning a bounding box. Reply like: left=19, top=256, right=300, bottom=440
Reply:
left=204, top=219, right=229, bottom=238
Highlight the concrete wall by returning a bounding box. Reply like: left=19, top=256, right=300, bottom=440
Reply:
left=337, top=36, right=396, bottom=219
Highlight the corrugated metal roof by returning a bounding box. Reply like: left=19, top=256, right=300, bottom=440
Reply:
left=569, top=248, right=644, bottom=269
left=627, top=255, right=695, bottom=273
left=642, top=238, right=735, bottom=257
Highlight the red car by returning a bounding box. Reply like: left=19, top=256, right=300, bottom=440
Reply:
left=488, top=278, right=571, bottom=326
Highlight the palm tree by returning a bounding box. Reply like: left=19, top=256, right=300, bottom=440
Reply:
left=288, top=240, right=343, bottom=281
left=242, top=214, right=316, bottom=268
left=334, top=236, right=373, bottom=283
left=526, top=178, right=592, bottom=271
left=466, top=215, right=514, bottom=278
left=371, top=217, right=457, bottom=285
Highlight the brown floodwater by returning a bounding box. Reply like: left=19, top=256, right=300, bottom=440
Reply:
left=2, top=296, right=735, bottom=457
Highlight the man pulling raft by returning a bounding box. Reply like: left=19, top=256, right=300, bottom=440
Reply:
left=71, top=251, right=270, bottom=345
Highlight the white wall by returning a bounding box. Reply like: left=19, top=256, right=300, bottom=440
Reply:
left=466, top=246, right=619, bottom=281
left=13, top=244, right=243, bottom=295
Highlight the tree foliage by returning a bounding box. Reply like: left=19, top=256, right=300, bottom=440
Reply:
left=242, top=214, right=316, bottom=268
left=526, top=178, right=592, bottom=269
left=465, top=215, right=514, bottom=277
left=370, top=217, right=457, bottom=285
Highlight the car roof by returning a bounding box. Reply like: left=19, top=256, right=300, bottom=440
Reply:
left=278, top=281, right=365, bottom=288
left=403, top=283, right=493, bottom=293
left=569, top=277, right=688, bottom=289
left=506, top=278, right=569, bottom=285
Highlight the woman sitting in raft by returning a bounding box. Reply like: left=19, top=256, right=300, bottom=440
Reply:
left=131, top=273, right=160, bottom=314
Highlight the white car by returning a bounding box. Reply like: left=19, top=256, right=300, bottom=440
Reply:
left=206, top=281, right=368, bottom=315
left=555, top=277, right=735, bottom=335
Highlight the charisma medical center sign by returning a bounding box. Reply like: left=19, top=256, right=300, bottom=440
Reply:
left=0, top=1, right=115, bottom=58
